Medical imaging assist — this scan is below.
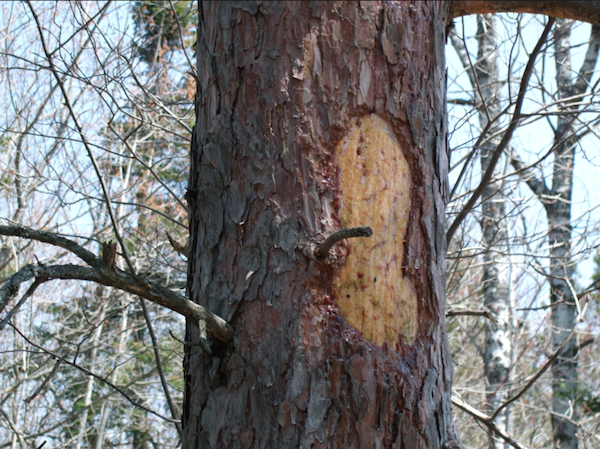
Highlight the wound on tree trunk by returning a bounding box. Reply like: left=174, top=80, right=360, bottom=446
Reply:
left=184, top=2, right=458, bottom=448
left=333, top=114, right=417, bottom=346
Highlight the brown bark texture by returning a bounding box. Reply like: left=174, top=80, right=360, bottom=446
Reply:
left=184, top=2, right=458, bottom=448
left=451, top=1, right=600, bottom=26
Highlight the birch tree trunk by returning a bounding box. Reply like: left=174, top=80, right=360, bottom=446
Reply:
left=184, top=2, right=458, bottom=447
left=546, top=19, right=600, bottom=449
left=449, top=15, right=515, bottom=448
left=548, top=20, right=579, bottom=449
left=473, top=16, right=513, bottom=449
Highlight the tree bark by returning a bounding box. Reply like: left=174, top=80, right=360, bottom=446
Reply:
left=184, top=2, right=458, bottom=448
left=548, top=20, right=579, bottom=449
left=451, top=1, right=600, bottom=26
left=506, top=20, right=600, bottom=449
left=545, top=19, right=598, bottom=449
left=472, top=16, right=514, bottom=449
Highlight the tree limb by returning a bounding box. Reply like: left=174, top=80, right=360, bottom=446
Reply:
left=314, top=226, right=373, bottom=260
left=573, top=25, right=600, bottom=95
left=451, top=394, right=529, bottom=449
left=0, top=278, right=42, bottom=331
left=446, top=308, right=498, bottom=323
left=0, top=223, right=234, bottom=343
left=0, top=224, right=100, bottom=268
left=451, top=1, right=600, bottom=26
left=508, top=151, right=548, bottom=198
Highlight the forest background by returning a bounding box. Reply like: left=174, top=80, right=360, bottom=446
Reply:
left=1, top=1, right=600, bottom=448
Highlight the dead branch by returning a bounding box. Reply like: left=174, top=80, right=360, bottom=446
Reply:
left=451, top=1, right=600, bottom=26
left=446, top=308, right=498, bottom=323
left=451, top=394, right=529, bottom=449
left=0, top=224, right=233, bottom=343
left=314, top=226, right=373, bottom=260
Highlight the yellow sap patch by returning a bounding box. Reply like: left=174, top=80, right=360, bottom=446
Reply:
left=333, top=114, right=416, bottom=346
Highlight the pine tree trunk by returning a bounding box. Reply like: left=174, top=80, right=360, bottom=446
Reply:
left=184, top=2, right=458, bottom=447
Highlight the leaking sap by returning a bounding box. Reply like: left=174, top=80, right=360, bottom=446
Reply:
left=332, top=114, right=416, bottom=346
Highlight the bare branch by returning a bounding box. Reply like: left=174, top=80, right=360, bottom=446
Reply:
left=139, top=296, right=182, bottom=436
left=314, top=226, right=373, bottom=260
left=166, top=231, right=188, bottom=257
left=451, top=1, right=600, bottom=26
left=490, top=328, right=577, bottom=421
left=26, top=1, right=138, bottom=278
left=167, top=0, right=196, bottom=79
left=573, top=25, right=600, bottom=95
left=0, top=261, right=233, bottom=343
left=0, top=278, right=42, bottom=332
left=508, top=151, right=548, bottom=199
left=449, top=30, right=477, bottom=93
left=447, top=18, right=555, bottom=244
left=0, top=225, right=100, bottom=268
left=0, top=406, right=27, bottom=449
left=9, top=323, right=180, bottom=425
left=451, top=394, right=529, bottom=449
left=25, top=356, right=64, bottom=405
left=446, top=308, right=498, bottom=323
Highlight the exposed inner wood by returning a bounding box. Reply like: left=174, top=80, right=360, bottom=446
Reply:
left=333, top=114, right=416, bottom=346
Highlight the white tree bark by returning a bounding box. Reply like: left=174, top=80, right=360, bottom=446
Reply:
left=508, top=18, right=600, bottom=449
left=547, top=19, right=583, bottom=449
left=474, top=16, right=514, bottom=449
left=451, top=15, right=514, bottom=448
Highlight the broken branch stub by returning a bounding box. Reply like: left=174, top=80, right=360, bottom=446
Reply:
left=314, top=226, right=373, bottom=260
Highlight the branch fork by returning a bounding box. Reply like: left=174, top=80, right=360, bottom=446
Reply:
left=0, top=224, right=233, bottom=346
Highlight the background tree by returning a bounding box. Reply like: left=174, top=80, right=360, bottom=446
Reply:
left=447, top=12, right=600, bottom=449
left=449, top=15, right=515, bottom=449
left=0, top=1, right=199, bottom=446
left=132, top=0, right=196, bottom=65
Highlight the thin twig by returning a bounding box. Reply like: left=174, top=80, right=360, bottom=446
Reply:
left=139, top=297, right=183, bottom=436
left=27, top=1, right=138, bottom=280
left=168, top=0, right=196, bottom=79
left=0, top=278, right=42, bottom=332
left=0, top=406, right=27, bottom=449
left=447, top=18, right=555, bottom=244
left=491, top=328, right=577, bottom=421
left=10, top=323, right=180, bottom=424
left=25, top=355, right=65, bottom=405
left=446, top=308, right=498, bottom=323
